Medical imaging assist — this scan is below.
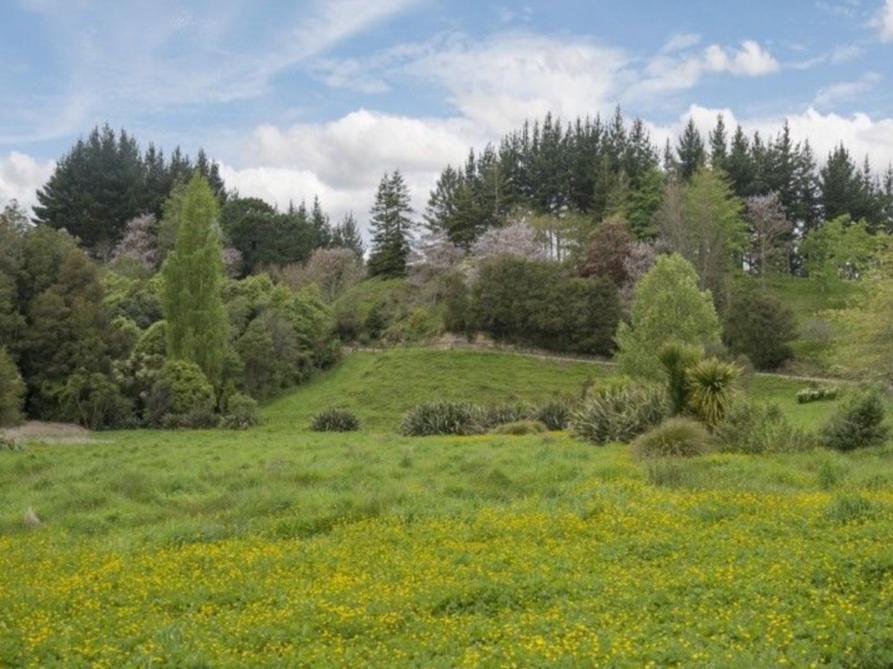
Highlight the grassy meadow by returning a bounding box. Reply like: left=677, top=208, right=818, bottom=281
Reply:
left=3, top=350, right=893, bottom=667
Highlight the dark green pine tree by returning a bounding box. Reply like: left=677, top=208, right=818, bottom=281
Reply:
left=167, top=147, right=194, bottom=187
left=726, top=125, right=755, bottom=197
left=195, top=149, right=227, bottom=203
left=765, top=122, right=798, bottom=218
left=310, top=195, right=332, bottom=247
left=708, top=114, right=728, bottom=172
left=143, top=143, right=170, bottom=218
left=424, top=166, right=462, bottom=236
left=367, top=171, right=415, bottom=277
left=160, top=174, right=229, bottom=387
left=331, top=212, right=365, bottom=257
left=676, top=118, right=706, bottom=180
left=883, top=165, right=893, bottom=233
left=33, top=124, right=146, bottom=255
left=793, top=140, right=821, bottom=236
left=821, top=145, right=862, bottom=221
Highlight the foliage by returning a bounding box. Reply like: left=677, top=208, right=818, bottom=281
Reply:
left=134, top=320, right=166, bottom=358
left=110, top=213, right=160, bottom=275
left=400, top=402, right=483, bottom=436
left=310, top=408, right=361, bottom=432
left=744, top=193, right=793, bottom=276
left=616, top=254, right=722, bottom=380
left=60, top=371, right=134, bottom=430
left=470, top=220, right=547, bottom=262
left=478, top=402, right=535, bottom=429
left=0, top=348, right=25, bottom=427
left=655, top=170, right=746, bottom=304
left=686, top=358, right=741, bottom=427
left=274, top=248, right=364, bottom=301
left=471, top=257, right=621, bottom=355
left=570, top=384, right=669, bottom=445
left=723, top=286, right=798, bottom=370
left=631, top=417, right=712, bottom=459
left=161, top=174, right=229, bottom=387
left=796, top=386, right=839, bottom=404
left=714, top=401, right=812, bottom=454
left=146, top=360, right=215, bottom=428
left=578, top=216, right=634, bottom=285
left=802, top=215, right=882, bottom=289
left=820, top=388, right=889, bottom=451
left=491, top=420, right=547, bottom=435
left=221, top=392, right=260, bottom=430
left=658, top=341, right=702, bottom=415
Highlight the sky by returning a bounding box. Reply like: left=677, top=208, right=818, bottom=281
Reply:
left=1, top=0, right=893, bottom=230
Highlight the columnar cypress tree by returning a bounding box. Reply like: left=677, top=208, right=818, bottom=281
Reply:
left=367, top=171, right=415, bottom=277
left=161, top=173, right=228, bottom=386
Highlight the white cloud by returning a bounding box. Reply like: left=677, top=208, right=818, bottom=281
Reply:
left=878, top=0, right=893, bottom=40
left=704, top=40, right=780, bottom=76
left=0, top=152, right=54, bottom=211
left=814, top=72, right=882, bottom=107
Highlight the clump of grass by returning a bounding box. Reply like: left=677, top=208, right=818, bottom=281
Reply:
left=311, top=408, right=361, bottom=432
left=491, top=420, right=547, bottom=435
left=825, top=493, right=876, bottom=523
left=821, top=388, right=889, bottom=451
left=534, top=399, right=573, bottom=430
left=643, top=459, right=696, bottom=488
left=714, top=401, right=813, bottom=454
left=632, top=417, right=712, bottom=459
left=796, top=385, right=839, bottom=404
left=571, top=384, right=668, bottom=445
left=400, top=402, right=482, bottom=436
left=478, top=402, right=534, bottom=430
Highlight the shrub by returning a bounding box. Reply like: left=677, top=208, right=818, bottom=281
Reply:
left=61, top=371, right=135, bottom=430
left=686, top=358, right=741, bottom=427
left=578, top=216, right=634, bottom=285
left=0, top=347, right=25, bottom=427
left=470, top=257, right=621, bottom=355
left=615, top=254, right=721, bottom=380
left=658, top=341, right=702, bottom=415
left=535, top=399, right=573, bottom=430
left=491, top=420, right=547, bottom=435
left=310, top=408, right=361, bottom=432
left=146, top=360, right=215, bottom=428
left=714, top=401, right=812, bottom=454
left=0, top=435, right=23, bottom=452
left=221, top=392, right=260, bottom=430
left=796, top=385, right=839, bottom=404
left=723, top=287, right=797, bottom=370
left=478, top=402, right=534, bottom=429
left=570, top=384, right=669, bottom=445
left=160, top=407, right=219, bottom=429
left=820, top=389, right=889, bottom=451
left=632, top=418, right=712, bottom=459
left=133, top=320, right=166, bottom=357
left=400, top=402, right=483, bottom=436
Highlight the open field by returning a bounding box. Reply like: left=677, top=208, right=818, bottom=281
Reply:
left=2, top=350, right=892, bottom=667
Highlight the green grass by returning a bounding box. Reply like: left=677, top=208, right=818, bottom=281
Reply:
left=3, top=349, right=893, bottom=667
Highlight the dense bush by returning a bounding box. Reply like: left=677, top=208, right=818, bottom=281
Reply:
left=570, top=384, right=668, bottom=445
left=714, top=401, right=812, bottom=453
left=491, top=420, right=547, bottom=435
left=632, top=417, right=712, bottom=459
left=146, top=360, right=215, bottom=428
left=686, top=358, right=741, bottom=427
left=61, top=371, right=134, bottom=430
left=310, top=408, right=361, bottom=432
left=821, top=389, right=889, bottom=451
left=723, top=287, right=797, bottom=370
left=0, top=347, right=25, bottom=427
left=796, top=385, right=839, bottom=404
left=400, top=402, right=483, bottom=436
left=470, top=257, right=621, bottom=355
left=133, top=320, right=166, bottom=357
left=578, top=216, right=634, bottom=285
left=221, top=392, right=260, bottom=430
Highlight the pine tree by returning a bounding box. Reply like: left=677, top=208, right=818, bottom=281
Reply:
left=160, top=174, right=229, bottom=387
left=708, top=114, right=728, bottom=172
left=676, top=118, right=706, bottom=181
left=331, top=212, right=365, bottom=257
left=367, top=171, right=415, bottom=277
left=310, top=196, right=332, bottom=247
left=821, top=144, right=862, bottom=222
left=195, top=149, right=227, bottom=203
left=726, top=125, right=755, bottom=197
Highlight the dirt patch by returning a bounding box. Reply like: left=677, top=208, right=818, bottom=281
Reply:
left=1, top=421, right=101, bottom=445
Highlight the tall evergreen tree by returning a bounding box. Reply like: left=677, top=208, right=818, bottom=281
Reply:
left=708, top=114, right=728, bottom=172
left=676, top=118, right=706, bottom=181
left=726, top=125, right=755, bottom=197
left=310, top=196, right=332, bottom=247
left=367, top=171, right=415, bottom=277
left=160, top=174, right=229, bottom=386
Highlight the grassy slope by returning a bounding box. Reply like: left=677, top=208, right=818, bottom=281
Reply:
left=2, top=349, right=892, bottom=667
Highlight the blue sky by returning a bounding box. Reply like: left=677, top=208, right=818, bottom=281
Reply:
left=2, top=0, right=893, bottom=224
